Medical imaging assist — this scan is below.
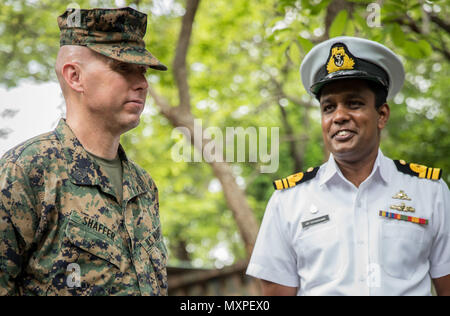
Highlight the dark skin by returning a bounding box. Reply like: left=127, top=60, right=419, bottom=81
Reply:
left=434, top=276, right=450, bottom=296
left=260, top=280, right=297, bottom=296
left=319, top=79, right=389, bottom=187
left=260, top=79, right=450, bottom=296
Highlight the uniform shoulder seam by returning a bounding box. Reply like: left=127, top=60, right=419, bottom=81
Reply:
left=128, top=159, right=146, bottom=175
left=1, top=131, right=58, bottom=164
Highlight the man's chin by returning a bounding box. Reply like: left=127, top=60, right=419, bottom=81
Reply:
left=117, top=116, right=141, bottom=135
left=330, top=144, right=379, bottom=165
left=329, top=144, right=360, bottom=160
left=329, top=139, right=356, bottom=154
left=126, top=118, right=141, bottom=131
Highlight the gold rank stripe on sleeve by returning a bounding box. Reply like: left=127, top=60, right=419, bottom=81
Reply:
left=394, top=160, right=442, bottom=180
left=273, top=166, right=320, bottom=190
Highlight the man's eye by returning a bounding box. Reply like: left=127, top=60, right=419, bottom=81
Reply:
left=349, top=100, right=364, bottom=107
left=139, top=67, right=148, bottom=75
left=113, top=63, right=130, bottom=72
left=114, top=65, right=128, bottom=73
left=322, top=104, right=334, bottom=113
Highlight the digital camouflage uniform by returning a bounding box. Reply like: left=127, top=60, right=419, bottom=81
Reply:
left=0, top=119, right=167, bottom=295
left=0, top=7, right=168, bottom=296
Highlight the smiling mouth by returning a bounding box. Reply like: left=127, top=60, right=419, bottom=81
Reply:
left=332, top=129, right=356, bottom=140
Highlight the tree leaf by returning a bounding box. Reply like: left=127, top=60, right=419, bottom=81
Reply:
left=346, top=19, right=355, bottom=36
left=417, top=39, right=432, bottom=57
left=403, top=40, right=424, bottom=59
left=391, top=24, right=406, bottom=47
left=329, top=10, right=348, bottom=38
left=289, top=42, right=302, bottom=65
left=297, top=36, right=313, bottom=54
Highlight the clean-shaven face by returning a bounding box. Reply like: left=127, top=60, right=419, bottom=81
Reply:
left=319, top=79, right=387, bottom=163
left=81, top=54, right=149, bottom=134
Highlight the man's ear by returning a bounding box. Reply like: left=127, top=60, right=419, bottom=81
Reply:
left=61, top=63, right=84, bottom=93
left=377, top=103, right=390, bottom=130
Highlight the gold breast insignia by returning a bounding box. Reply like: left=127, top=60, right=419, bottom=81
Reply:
left=392, top=190, right=411, bottom=201
left=390, top=202, right=415, bottom=213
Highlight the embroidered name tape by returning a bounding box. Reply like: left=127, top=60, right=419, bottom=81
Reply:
left=379, top=211, right=428, bottom=225
left=302, top=215, right=330, bottom=229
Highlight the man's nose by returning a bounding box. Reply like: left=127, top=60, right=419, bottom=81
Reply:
left=332, top=104, right=350, bottom=124
left=132, top=73, right=149, bottom=91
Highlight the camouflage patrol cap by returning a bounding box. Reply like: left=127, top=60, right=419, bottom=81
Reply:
left=58, top=7, right=167, bottom=71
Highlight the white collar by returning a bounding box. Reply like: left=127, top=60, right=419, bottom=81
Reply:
left=319, top=149, right=391, bottom=187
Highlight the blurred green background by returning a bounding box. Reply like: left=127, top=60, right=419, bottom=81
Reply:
left=0, top=0, right=448, bottom=269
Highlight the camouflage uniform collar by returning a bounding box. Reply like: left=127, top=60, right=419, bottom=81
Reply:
left=53, top=119, right=147, bottom=199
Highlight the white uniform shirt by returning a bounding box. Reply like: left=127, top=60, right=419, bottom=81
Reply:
left=246, top=150, right=450, bottom=295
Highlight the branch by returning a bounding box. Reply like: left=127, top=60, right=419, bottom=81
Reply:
left=277, top=101, right=303, bottom=171
left=0, top=108, right=19, bottom=119
left=0, top=128, right=12, bottom=140
left=429, top=13, right=450, bottom=34
left=149, top=1, right=259, bottom=257
left=173, top=0, right=200, bottom=113
left=150, top=84, right=259, bottom=257
left=270, top=78, right=316, bottom=109
left=324, top=0, right=354, bottom=39
left=148, top=86, right=194, bottom=128
left=392, top=16, right=450, bottom=61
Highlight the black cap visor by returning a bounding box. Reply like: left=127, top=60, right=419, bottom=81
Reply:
left=311, top=56, right=390, bottom=97
left=311, top=69, right=388, bottom=96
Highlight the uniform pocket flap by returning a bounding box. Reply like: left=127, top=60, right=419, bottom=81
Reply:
left=66, top=211, right=123, bottom=269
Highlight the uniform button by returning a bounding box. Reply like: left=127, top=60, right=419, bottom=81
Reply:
left=359, top=276, right=366, bottom=282
left=357, top=240, right=365, bottom=245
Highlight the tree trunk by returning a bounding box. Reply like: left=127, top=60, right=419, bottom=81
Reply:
left=149, top=0, right=259, bottom=258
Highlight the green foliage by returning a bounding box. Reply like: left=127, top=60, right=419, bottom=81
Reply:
left=330, top=10, right=349, bottom=37
left=0, top=0, right=448, bottom=267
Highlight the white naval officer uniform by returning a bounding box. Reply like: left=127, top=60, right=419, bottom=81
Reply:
left=246, top=150, right=450, bottom=295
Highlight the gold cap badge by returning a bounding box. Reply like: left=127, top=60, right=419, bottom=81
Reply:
left=326, top=44, right=355, bottom=74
